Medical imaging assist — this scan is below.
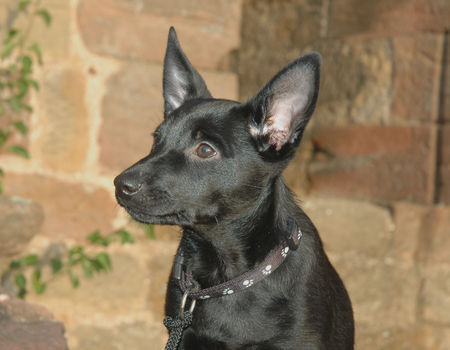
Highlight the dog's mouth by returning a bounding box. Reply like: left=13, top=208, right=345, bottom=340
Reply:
left=115, top=191, right=190, bottom=225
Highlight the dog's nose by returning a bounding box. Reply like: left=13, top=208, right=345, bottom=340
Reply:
left=114, top=175, right=142, bottom=197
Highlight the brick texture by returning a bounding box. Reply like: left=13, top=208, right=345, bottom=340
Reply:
left=3, top=173, right=117, bottom=242
left=391, top=33, right=444, bottom=123
left=0, top=197, right=43, bottom=258
left=442, top=33, right=450, bottom=123
left=437, top=125, right=450, bottom=204
left=329, top=0, right=450, bottom=39
left=309, top=125, right=435, bottom=203
left=76, top=0, right=242, bottom=70
left=37, top=65, right=89, bottom=172
left=0, top=296, right=68, bottom=350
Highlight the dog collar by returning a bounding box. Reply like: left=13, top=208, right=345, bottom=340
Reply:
left=174, top=218, right=303, bottom=301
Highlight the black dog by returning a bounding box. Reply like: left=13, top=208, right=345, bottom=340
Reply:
left=114, top=27, right=354, bottom=349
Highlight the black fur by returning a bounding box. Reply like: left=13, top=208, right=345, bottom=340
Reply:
left=114, top=27, right=354, bottom=349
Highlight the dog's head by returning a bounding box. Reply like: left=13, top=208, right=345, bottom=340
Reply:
left=114, top=27, right=320, bottom=227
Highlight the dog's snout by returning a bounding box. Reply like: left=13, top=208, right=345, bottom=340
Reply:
left=114, top=174, right=142, bottom=198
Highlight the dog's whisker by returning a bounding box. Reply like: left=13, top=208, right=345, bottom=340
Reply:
left=242, top=183, right=264, bottom=189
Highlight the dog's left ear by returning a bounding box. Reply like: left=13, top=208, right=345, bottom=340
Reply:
left=248, top=52, right=321, bottom=153
left=163, top=27, right=212, bottom=115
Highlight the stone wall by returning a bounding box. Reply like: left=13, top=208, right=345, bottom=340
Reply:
left=238, top=1, right=450, bottom=349
left=0, top=0, right=449, bottom=349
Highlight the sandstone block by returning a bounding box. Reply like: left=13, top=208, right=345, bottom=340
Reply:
left=309, top=125, right=435, bottom=203
left=99, top=62, right=237, bottom=172
left=27, top=252, right=150, bottom=319
left=416, top=204, right=450, bottom=267
left=238, top=0, right=326, bottom=100
left=0, top=295, right=68, bottom=350
left=329, top=0, right=450, bottom=39
left=391, top=34, right=443, bottom=123
left=437, top=125, right=450, bottom=204
left=302, top=197, right=393, bottom=257
left=441, top=33, right=450, bottom=123
left=337, top=255, right=419, bottom=330
left=0, top=196, right=44, bottom=258
left=392, top=202, right=450, bottom=266
left=3, top=173, right=117, bottom=241
left=37, top=65, right=89, bottom=172
left=76, top=0, right=242, bottom=69
left=422, top=268, right=450, bottom=325
left=69, top=322, right=166, bottom=350
left=392, top=202, right=427, bottom=266
left=356, top=324, right=449, bottom=350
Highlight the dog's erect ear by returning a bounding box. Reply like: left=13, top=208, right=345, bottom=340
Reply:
left=163, top=27, right=212, bottom=115
left=248, top=52, right=321, bottom=153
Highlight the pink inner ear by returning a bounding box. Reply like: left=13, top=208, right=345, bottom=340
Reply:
left=264, top=91, right=309, bottom=150
left=264, top=98, right=298, bottom=151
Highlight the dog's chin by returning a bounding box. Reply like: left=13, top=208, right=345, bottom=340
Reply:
left=116, top=199, right=188, bottom=226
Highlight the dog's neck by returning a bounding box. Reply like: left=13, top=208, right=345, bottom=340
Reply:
left=181, top=177, right=299, bottom=288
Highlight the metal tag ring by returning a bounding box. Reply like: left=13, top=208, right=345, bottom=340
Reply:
left=180, top=290, right=196, bottom=319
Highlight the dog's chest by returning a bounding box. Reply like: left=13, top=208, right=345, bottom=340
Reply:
left=191, top=286, right=295, bottom=346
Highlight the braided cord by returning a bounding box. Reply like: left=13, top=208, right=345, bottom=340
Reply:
left=163, top=311, right=193, bottom=350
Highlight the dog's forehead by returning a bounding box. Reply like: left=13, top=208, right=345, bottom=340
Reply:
left=180, top=99, right=239, bottom=120
left=161, top=99, right=242, bottom=136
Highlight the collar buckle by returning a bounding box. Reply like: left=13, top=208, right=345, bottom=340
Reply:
left=287, top=217, right=301, bottom=251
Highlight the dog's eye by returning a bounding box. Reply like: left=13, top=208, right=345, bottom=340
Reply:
left=196, top=143, right=216, bottom=159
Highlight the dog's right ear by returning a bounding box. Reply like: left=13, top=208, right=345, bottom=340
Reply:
left=163, top=27, right=212, bottom=115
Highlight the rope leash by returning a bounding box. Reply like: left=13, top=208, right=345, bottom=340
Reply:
left=163, top=311, right=193, bottom=350
left=164, top=288, right=196, bottom=350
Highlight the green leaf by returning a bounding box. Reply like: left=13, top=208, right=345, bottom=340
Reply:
left=14, top=273, right=26, bottom=289
left=88, top=258, right=102, bottom=272
left=32, top=269, right=46, bottom=294
left=32, top=268, right=41, bottom=282
left=51, top=258, right=63, bottom=274
left=5, top=29, right=19, bottom=45
left=81, top=259, right=93, bottom=278
left=116, top=229, right=135, bottom=244
left=9, top=260, right=21, bottom=269
left=68, top=270, right=79, bottom=288
left=20, top=103, right=33, bottom=113
left=144, top=225, right=155, bottom=240
left=1, top=41, right=16, bottom=59
left=0, top=130, right=11, bottom=147
left=21, top=254, right=38, bottom=266
left=18, top=0, right=31, bottom=11
left=9, top=145, right=30, bottom=159
left=0, top=168, right=3, bottom=177
left=0, top=105, right=4, bottom=114
left=29, top=43, right=42, bottom=65
left=37, top=9, right=52, bottom=27
left=68, top=246, right=84, bottom=265
left=21, top=55, right=32, bottom=72
left=13, top=121, right=27, bottom=135
left=33, top=282, right=46, bottom=294
left=16, top=79, right=29, bottom=98
left=7, top=98, right=21, bottom=113
left=87, top=230, right=111, bottom=246
left=17, top=289, right=26, bottom=299
left=95, top=253, right=111, bottom=272
left=0, top=181, right=3, bottom=195
left=27, top=78, right=39, bottom=91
